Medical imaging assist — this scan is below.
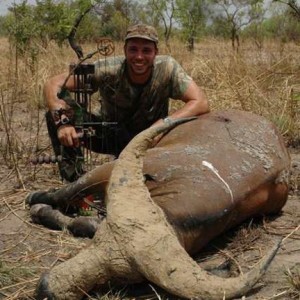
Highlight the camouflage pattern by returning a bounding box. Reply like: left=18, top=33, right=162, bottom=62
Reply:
left=125, top=24, right=159, bottom=44
left=92, top=55, right=192, bottom=135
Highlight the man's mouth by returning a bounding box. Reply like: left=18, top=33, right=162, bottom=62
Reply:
left=133, top=63, right=145, bottom=68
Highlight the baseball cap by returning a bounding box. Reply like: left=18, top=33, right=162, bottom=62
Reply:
left=125, top=24, right=159, bottom=44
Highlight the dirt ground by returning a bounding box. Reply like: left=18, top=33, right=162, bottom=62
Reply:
left=0, top=107, right=299, bottom=299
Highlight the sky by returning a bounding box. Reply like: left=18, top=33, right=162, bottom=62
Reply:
left=0, top=0, right=36, bottom=15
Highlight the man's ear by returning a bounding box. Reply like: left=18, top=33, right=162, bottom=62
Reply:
left=154, top=43, right=158, bottom=55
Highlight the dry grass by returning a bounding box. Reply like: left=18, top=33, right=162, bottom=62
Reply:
left=169, top=38, right=300, bottom=141
left=0, top=37, right=299, bottom=172
left=285, top=267, right=300, bottom=298
left=0, top=37, right=300, bottom=299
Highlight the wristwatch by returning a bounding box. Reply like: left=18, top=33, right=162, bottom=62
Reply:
left=163, top=117, right=172, bottom=125
left=52, top=107, right=72, bottom=129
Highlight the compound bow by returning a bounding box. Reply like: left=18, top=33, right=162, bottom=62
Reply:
left=32, top=4, right=117, bottom=182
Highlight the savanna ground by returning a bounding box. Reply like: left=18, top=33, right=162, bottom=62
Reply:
left=0, top=37, right=299, bottom=299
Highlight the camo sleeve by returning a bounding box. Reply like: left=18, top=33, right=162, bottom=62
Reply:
left=91, top=56, right=125, bottom=90
left=169, top=57, right=192, bottom=99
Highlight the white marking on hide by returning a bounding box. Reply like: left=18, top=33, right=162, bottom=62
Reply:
left=202, top=160, right=233, bottom=203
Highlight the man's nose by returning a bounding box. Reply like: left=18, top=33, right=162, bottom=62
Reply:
left=135, top=50, right=143, bottom=59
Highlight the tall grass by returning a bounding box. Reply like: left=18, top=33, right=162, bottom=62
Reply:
left=0, top=37, right=299, bottom=300
left=167, top=38, right=300, bottom=142
left=0, top=37, right=299, bottom=187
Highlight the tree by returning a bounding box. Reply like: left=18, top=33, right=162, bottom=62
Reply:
left=4, top=0, right=164, bottom=50
left=96, top=0, right=138, bottom=41
left=34, top=0, right=74, bottom=47
left=147, top=0, right=177, bottom=50
left=209, top=0, right=265, bottom=50
left=273, top=0, right=300, bottom=19
left=4, top=0, right=109, bottom=54
left=175, top=0, right=207, bottom=51
left=5, top=1, right=40, bottom=55
left=0, top=16, right=8, bottom=36
left=272, top=0, right=300, bottom=43
left=4, top=0, right=73, bottom=52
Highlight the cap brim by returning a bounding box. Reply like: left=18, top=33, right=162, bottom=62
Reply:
left=125, top=35, right=158, bottom=43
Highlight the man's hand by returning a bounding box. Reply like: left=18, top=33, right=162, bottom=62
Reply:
left=57, top=125, right=80, bottom=148
left=150, top=118, right=166, bottom=147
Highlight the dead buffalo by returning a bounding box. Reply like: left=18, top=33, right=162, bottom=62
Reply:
left=27, top=109, right=290, bottom=300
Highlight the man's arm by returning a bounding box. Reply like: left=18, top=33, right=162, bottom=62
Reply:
left=170, top=80, right=209, bottom=118
left=151, top=80, right=209, bottom=146
left=44, top=73, right=80, bottom=147
left=44, top=73, right=74, bottom=110
left=153, top=80, right=209, bottom=126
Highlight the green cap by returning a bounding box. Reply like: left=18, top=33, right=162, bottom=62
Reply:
left=125, top=24, right=158, bottom=44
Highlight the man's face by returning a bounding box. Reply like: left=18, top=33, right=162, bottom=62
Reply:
left=124, top=38, right=158, bottom=81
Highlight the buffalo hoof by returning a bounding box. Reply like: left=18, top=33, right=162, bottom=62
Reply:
left=30, top=204, right=65, bottom=231
left=26, top=191, right=53, bottom=206
left=30, top=204, right=100, bottom=238
left=35, top=272, right=55, bottom=300
left=68, top=217, right=100, bottom=238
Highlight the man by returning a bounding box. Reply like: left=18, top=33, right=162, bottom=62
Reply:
left=44, top=24, right=209, bottom=181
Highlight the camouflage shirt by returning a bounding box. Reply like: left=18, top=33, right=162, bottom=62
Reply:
left=91, top=55, right=192, bottom=134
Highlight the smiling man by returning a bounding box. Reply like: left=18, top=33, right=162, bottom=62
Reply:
left=44, top=24, right=209, bottom=181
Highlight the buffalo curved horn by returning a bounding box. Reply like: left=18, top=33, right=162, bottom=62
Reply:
left=33, top=117, right=280, bottom=300
left=106, top=117, right=281, bottom=300
left=33, top=118, right=195, bottom=300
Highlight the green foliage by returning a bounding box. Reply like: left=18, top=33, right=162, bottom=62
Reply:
left=175, top=0, right=206, bottom=42
left=88, top=0, right=143, bottom=41
left=206, top=17, right=232, bottom=38
left=107, top=11, right=129, bottom=40
left=34, top=0, right=75, bottom=47
left=0, top=16, right=9, bottom=36
left=242, top=0, right=300, bottom=44
left=207, top=0, right=265, bottom=46
left=5, top=1, right=40, bottom=55
left=150, top=1, right=176, bottom=34
left=3, top=0, right=105, bottom=55
left=4, top=0, right=75, bottom=56
left=280, top=13, right=300, bottom=42
left=243, top=9, right=300, bottom=44
left=75, top=11, right=102, bottom=42
left=261, top=15, right=287, bottom=39
left=4, top=0, right=300, bottom=54
left=99, top=4, right=130, bottom=40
